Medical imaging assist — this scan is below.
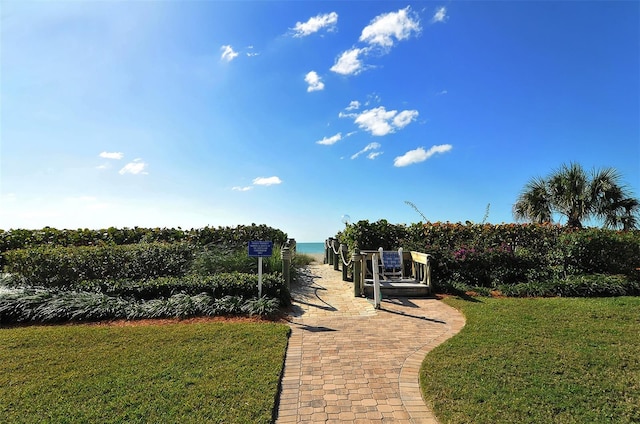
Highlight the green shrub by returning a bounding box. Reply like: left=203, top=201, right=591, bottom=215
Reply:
left=0, top=224, right=289, bottom=268
left=336, top=220, right=640, bottom=296
left=558, top=229, right=640, bottom=276
left=3, top=243, right=194, bottom=286
left=73, top=272, right=290, bottom=304
left=337, top=219, right=410, bottom=251
left=190, top=246, right=256, bottom=274
left=0, top=289, right=281, bottom=324
left=190, top=245, right=285, bottom=276
left=552, top=274, right=640, bottom=297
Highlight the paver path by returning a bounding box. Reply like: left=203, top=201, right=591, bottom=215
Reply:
left=276, top=263, right=466, bottom=424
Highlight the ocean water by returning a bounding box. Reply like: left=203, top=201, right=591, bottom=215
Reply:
left=295, top=242, right=325, bottom=254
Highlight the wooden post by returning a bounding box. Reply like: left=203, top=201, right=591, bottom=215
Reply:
left=327, top=238, right=333, bottom=266
left=426, top=254, right=432, bottom=293
left=332, top=239, right=339, bottom=271
left=372, top=253, right=381, bottom=309
left=287, top=238, right=296, bottom=256
left=352, top=249, right=362, bottom=297
left=341, top=244, right=348, bottom=281
left=281, top=246, right=291, bottom=292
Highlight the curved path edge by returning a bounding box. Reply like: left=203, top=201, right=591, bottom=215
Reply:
left=276, top=264, right=466, bottom=424
left=398, top=302, right=466, bottom=423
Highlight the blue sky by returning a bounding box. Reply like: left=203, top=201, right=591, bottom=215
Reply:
left=1, top=1, right=638, bottom=241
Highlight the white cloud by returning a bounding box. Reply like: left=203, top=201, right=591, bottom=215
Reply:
left=232, top=186, right=253, bottom=192
left=359, top=6, right=421, bottom=48
left=351, top=106, right=418, bottom=136
left=393, top=110, right=419, bottom=128
left=346, top=100, right=361, bottom=111
left=305, top=71, right=325, bottom=92
left=291, top=12, right=338, bottom=37
left=316, top=133, right=342, bottom=145
left=220, top=45, right=239, bottom=62
left=119, top=159, right=148, bottom=175
left=367, top=151, right=383, bottom=160
left=351, top=142, right=381, bottom=159
left=432, top=7, right=448, bottom=23
left=330, top=48, right=366, bottom=75
left=354, top=107, right=395, bottom=136
left=436, top=89, right=448, bottom=96
left=338, top=111, right=355, bottom=119
left=393, top=144, right=452, bottom=167
left=99, top=151, right=123, bottom=160
left=253, top=176, right=282, bottom=186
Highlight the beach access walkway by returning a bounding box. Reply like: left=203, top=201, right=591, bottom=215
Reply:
left=276, top=262, right=466, bottom=424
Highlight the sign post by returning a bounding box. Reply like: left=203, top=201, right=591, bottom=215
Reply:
left=248, top=241, right=273, bottom=298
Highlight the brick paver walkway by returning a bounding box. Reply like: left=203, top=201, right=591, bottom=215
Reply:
left=276, top=263, right=466, bottom=424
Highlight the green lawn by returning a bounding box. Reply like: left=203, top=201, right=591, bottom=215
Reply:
left=421, top=297, right=640, bottom=423
left=1, top=321, right=290, bottom=424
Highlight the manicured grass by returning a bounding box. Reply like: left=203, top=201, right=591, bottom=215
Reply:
left=421, top=297, right=640, bottom=424
left=1, top=321, right=290, bottom=423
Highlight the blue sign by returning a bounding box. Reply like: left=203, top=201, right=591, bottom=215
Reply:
left=248, top=241, right=273, bottom=257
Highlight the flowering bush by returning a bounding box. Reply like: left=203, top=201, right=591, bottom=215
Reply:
left=336, top=220, right=640, bottom=295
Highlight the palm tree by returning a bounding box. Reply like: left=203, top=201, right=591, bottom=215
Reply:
left=513, top=162, right=639, bottom=230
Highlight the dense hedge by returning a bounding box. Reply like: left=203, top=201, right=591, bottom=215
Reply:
left=0, top=224, right=288, bottom=267
left=3, top=243, right=195, bottom=287
left=72, top=273, right=290, bottom=304
left=336, top=220, right=640, bottom=296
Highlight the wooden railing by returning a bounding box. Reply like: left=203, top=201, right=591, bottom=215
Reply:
left=324, top=238, right=432, bottom=297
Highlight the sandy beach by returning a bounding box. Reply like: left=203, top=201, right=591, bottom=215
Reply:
left=305, top=253, right=325, bottom=263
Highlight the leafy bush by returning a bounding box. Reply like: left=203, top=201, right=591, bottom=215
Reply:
left=190, top=246, right=256, bottom=274
left=335, top=220, right=640, bottom=297
left=336, top=219, right=411, bottom=251
left=71, top=273, right=289, bottom=304
left=190, top=244, right=286, bottom=276
left=3, top=243, right=195, bottom=287
left=0, top=289, right=281, bottom=324
left=558, top=229, right=640, bottom=277
left=0, top=224, right=289, bottom=268
left=552, top=274, right=640, bottom=297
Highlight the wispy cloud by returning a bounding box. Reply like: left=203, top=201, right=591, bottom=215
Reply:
left=367, top=151, right=383, bottom=160
left=349, top=106, right=419, bottom=136
left=346, top=100, right=361, bottom=111
left=233, top=176, right=283, bottom=192
left=253, top=176, right=282, bottom=186
left=99, top=151, right=123, bottom=160
left=351, top=142, right=382, bottom=159
left=305, top=71, right=325, bottom=92
left=393, top=144, right=452, bottom=167
left=119, top=159, right=148, bottom=175
left=316, top=133, right=342, bottom=145
left=359, top=6, right=421, bottom=48
left=432, top=7, right=448, bottom=23
left=220, top=45, right=239, bottom=62
left=246, top=46, right=259, bottom=57
left=291, top=12, right=338, bottom=37
left=330, top=48, right=366, bottom=76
